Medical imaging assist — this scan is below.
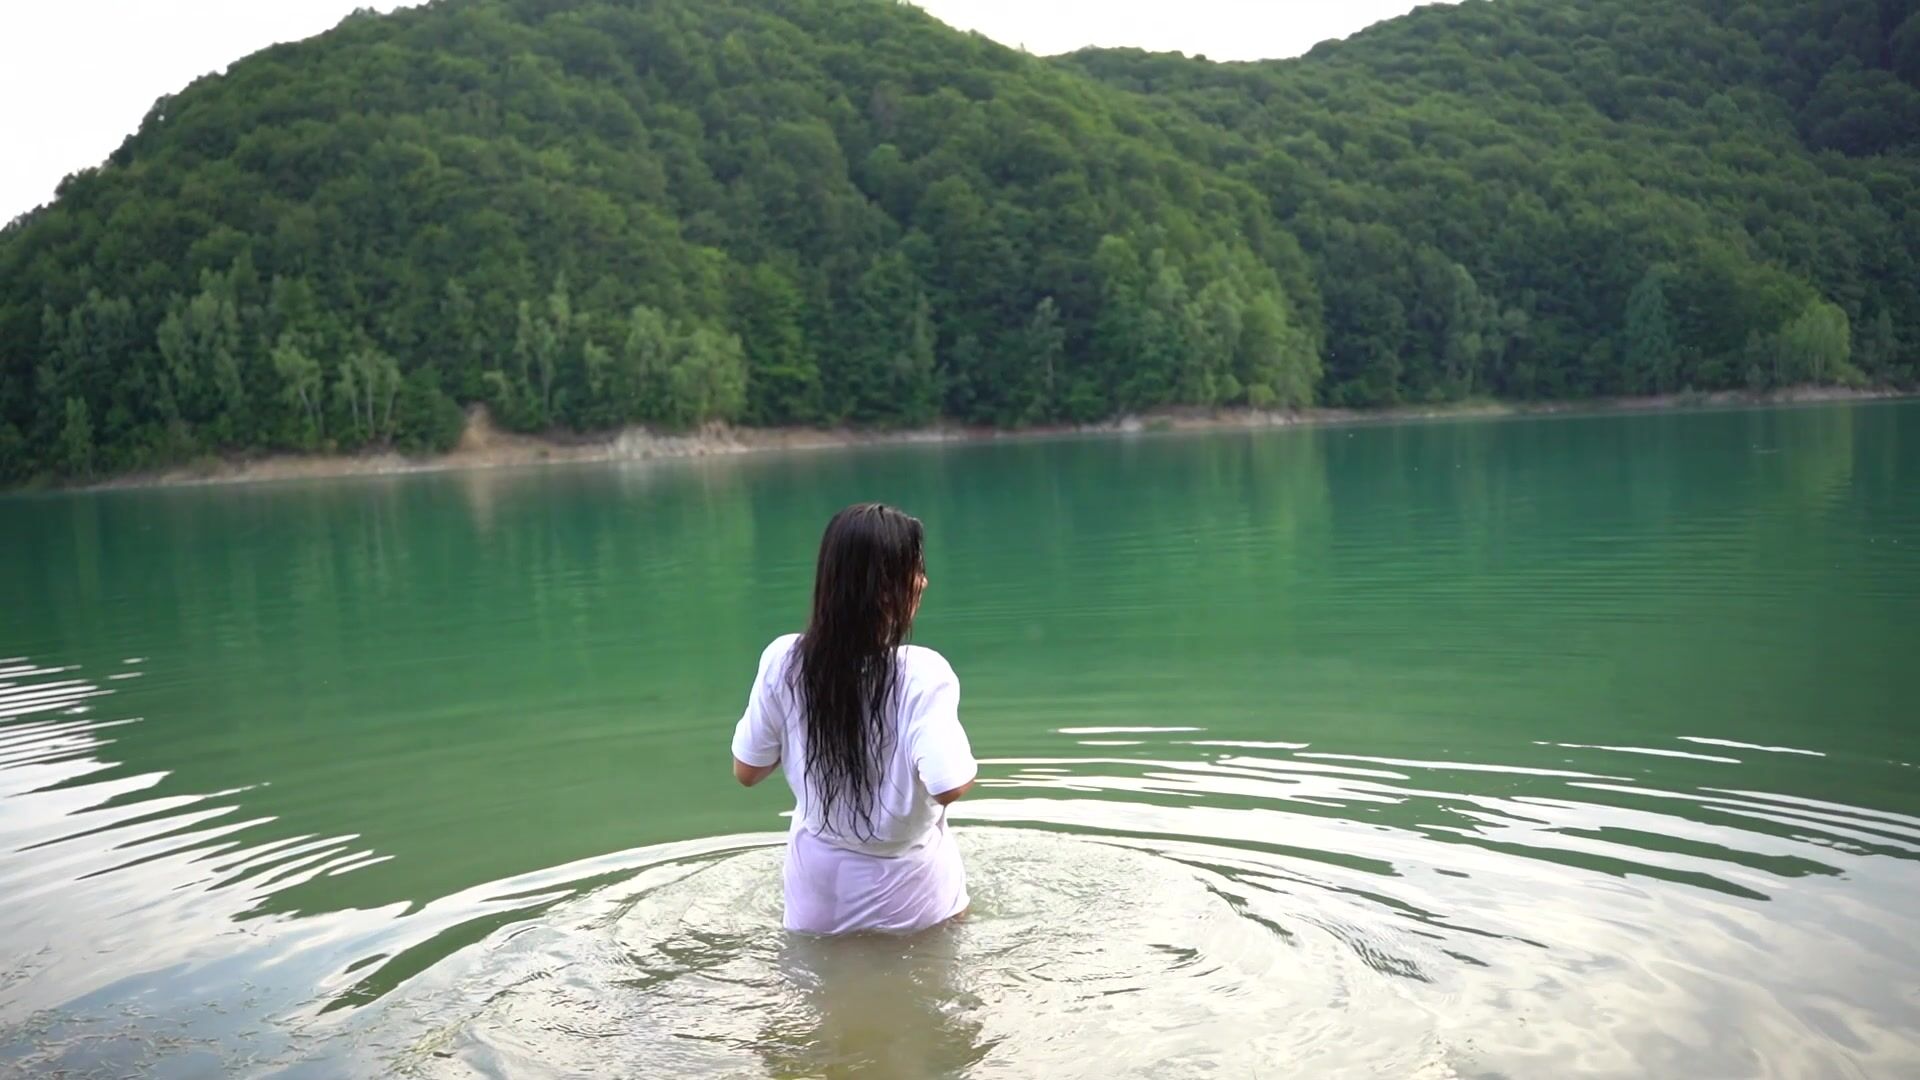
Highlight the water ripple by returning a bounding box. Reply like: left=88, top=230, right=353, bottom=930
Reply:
left=17, top=643, right=1914, bottom=1077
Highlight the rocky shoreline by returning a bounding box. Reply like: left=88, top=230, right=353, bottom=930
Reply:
left=78, top=385, right=1909, bottom=492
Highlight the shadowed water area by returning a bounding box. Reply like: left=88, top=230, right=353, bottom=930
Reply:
left=1, top=402, right=1916, bottom=1078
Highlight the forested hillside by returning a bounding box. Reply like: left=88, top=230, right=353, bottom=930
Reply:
left=1, top=0, right=1915, bottom=484
left=1066, top=0, right=1920, bottom=405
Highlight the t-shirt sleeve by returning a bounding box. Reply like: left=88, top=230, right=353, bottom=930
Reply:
left=908, top=655, right=977, bottom=796
left=730, top=639, right=788, bottom=768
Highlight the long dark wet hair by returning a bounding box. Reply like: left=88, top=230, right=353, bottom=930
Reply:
left=790, top=503, right=926, bottom=839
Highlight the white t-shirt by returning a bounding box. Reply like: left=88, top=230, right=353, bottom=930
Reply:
left=731, top=634, right=977, bottom=857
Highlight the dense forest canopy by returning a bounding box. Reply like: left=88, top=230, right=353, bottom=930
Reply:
left=1, top=0, right=1915, bottom=483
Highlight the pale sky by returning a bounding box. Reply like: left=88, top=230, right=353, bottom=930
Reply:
left=0, top=1, right=1436, bottom=224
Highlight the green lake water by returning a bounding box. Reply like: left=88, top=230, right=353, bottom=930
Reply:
left=1, top=402, right=1916, bottom=1078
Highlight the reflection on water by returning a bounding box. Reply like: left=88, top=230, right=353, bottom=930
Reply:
left=1, top=404, right=1917, bottom=1078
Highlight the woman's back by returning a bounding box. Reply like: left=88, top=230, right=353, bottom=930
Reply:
left=734, top=634, right=975, bottom=857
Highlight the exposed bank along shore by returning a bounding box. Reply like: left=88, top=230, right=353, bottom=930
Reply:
left=89, top=385, right=1906, bottom=491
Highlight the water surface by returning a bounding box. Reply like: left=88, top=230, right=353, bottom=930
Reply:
left=2, top=403, right=1917, bottom=1078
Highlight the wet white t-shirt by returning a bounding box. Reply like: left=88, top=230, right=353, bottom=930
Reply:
left=731, top=634, right=977, bottom=857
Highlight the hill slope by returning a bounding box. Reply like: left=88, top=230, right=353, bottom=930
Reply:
left=1065, top=0, right=1920, bottom=405
left=1, top=0, right=1915, bottom=483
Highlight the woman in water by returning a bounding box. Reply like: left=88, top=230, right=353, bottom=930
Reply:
left=731, top=503, right=978, bottom=935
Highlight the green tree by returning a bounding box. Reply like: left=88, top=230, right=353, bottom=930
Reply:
left=837, top=253, right=935, bottom=426
left=0, top=423, right=26, bottom=485
left=336, top=348, right=402, bottom=444
left=439, top=280, right=490, bottom=402
left=271, top=338, right=325, bottom=446
left=156, top=273, right=247, bottom=437
left=1126, top=254, right=1193, bottom=410
left=1895, top=13, right=1920, bottom=86
left=395, top=367, right=467, bottom=452
left=1314, top=223, right=1411, bottom=406
left=620, top=305, right=676, bottom=425
left=59, top=397, right=94, bottom=478
left=899, top=290, right=939, bottom=427
left=1239, top=294, right=1317, bottom=409
left=1009, top=297, right=1064, bottom=425
left=667, top=327, right=748, bottom=427
left=1774, top=301, right=1854, bottom=387
left=1182, top=279, right=1241, bottom=407
left=1425, top=260, right=1494, bottom=398
left=737, top=262, right=820, bottom=425
left=1623, top=270, right=1679, bottom=395
left=36, top=292, right=139, bottom=431
left=334, top=359, right=362, bottom=445
left=1077, top=235, right=1148, bottom=420
left=267, top=276, right=328, bottom=355
left=1854, top=308, right=1900, bottom=380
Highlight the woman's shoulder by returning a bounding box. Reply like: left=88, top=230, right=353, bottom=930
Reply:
left=899, top=644, right=958, bottom=684
left=757, top=633, right=803, bottom=673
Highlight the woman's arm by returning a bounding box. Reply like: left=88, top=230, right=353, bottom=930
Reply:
left=932, top=779, right=974, bottom=806
left=909, top=652, right=976, bottom=808
left=733, top=757, right=778, bottom=788
left=732, top=639, right=793, bottom=789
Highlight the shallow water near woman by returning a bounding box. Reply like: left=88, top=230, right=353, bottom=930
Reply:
left=1, top=402, right=1916, bottom=1078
